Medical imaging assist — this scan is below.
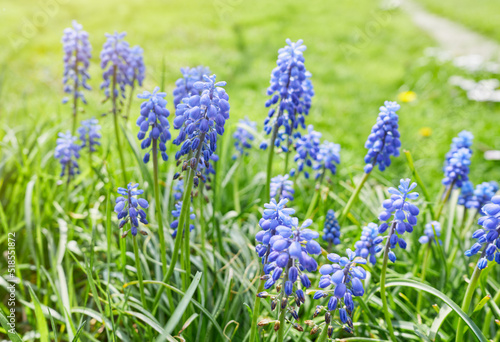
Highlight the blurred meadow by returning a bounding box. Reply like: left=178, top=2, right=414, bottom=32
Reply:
left=1, top=0, right=500, bottom=341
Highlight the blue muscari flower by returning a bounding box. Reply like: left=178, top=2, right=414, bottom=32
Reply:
left=313, top=141, right=341, bottom=179
left=377, top=179, right=419, bottom=262
left=170, top=201, right=196, bottom=238
left=291, top=125, right=321, bottom=179
left=262, top=39, right=310, bottom=150
left=270, top=174, right=294, bottom=201
left=62, top=21, right=92, bottom=105
left=458, top=181, right=475, bottom=207
left=55, top=131, right=81, bottom=179
left=233, top=117, right=256, bottom=159
left=78, top=118, right=101, bottom=152
left=445, top=130, right=473, bottom=164
left=114, top=183, right=149, bottom=237
left=442, top=147, right=471, bottom=188
left=173, top=66, right=211, bottom=108
left=419, top=221, right=441, bottom=245
left=465, top=195, right=500, bottom=269
left=100, top=32, right=131, bottom=100
left=363, top=101, right=401, bottom=173
left=127, top=45, right=146, bottom=87
left=354, top=223, right=383, bottom=265
left=323, top=210, right=341, bottom=245
left=172, top=74, right=230, bottom=175
left=460, top=181, right=498, bottom=210
left=316, top=249, right=367, bottom=332
left=136, top=87, right=171, bottom=163
left=173, top=179, right=184, bottom=201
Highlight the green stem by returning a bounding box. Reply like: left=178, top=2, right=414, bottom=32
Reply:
left=233, top=161, right=241, bottom=213
left=249, top=275, right=265, bottom=342
left=435, top=181, right=455, bottom=221
left=199, top=187, right=208, bottom=295
left=111, top=66, right=128, bottom=186
left=152, top=142, right=167, bottom=275
left=456, top=263, right=483, bottom=342
left=380, top=222, right=397, bottom=341
left=404, top=150, right=435, bottom=219
left=305, top=168, right=326, bottom=219
left=125, top=82, right=135, bottom=121
left=444, top=189, right=459, bottom=252
left=265, top=123, right=279, bottom=202
left=317, top=324, right=329, bottom=342
left=339, top=171, right=371, bottom=225
left=133, top=236, right=147, bottom=310
left=416, top=243, right=431, bottom=313
left=276, top=263, right=290, bottom=342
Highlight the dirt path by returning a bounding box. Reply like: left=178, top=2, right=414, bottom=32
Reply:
left=400, top=0, right=500, bottom=60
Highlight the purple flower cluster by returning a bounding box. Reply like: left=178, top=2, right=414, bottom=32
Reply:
left=443, top=131, right=473, bottom=188
left=459, top=181, right=498, bottom=210
left=173, top=74, right=230, bottom=179
left=270, top=175, right=295, bottom=201
left=78, top=118, right=101, bottom=152
left=233, top=118, right=256, bottom=158
left=171, top=201, right=196, bottom=238
left=291, top=125, right=321, bottom=179
left=314, top=141, right=341, bottom=179
left=54, top=131, right=81, bottom=179
left=114, top=183, right=149, bottom=237
left=62, top=21, right=92, bottom=105
left=323, top=210, right=341, bottom=245
left=465, top=195, right=500, bottom=269
left=261, top=39, right=313, bottom=150
left=136, top=87, right=171, bottom=163
left=378, top=179, right=420, bottom=262
left=419, top=221, right=441, bottom=245
left=127, top=46, right=146, bottom=88
left=354, top=223, right=383, bottom=265
left=314, top=249, right=367, bottom=335
left=363, top=101, right=401, bottom=173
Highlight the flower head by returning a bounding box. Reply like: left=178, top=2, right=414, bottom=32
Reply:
left=55, top=131, right=81, bottom=179
left=173, top=66, right=211, bottom=108
left=419, top=221, right=441, bottom=245
left=314, top=141, right=341, bottom=179
left=314, top=249, right=367, bottom=334
left=114, top=183, right=149, bottom=237
left=233, top=118, right=256, bottom=159
left=127, top=45, right=146, bottom=87
left=173, top=74, right=230, bottom=177
left=377, top=179, right=419, bottom=262
left=136, top=87, right=171, bottom=163
left=465, top=195, right=500, bottom=269
left=270, top=174, right=295, bottom=201
left=170, top=201, right=196, bottom=238
left=262, top=39, right=312, bottom=149
left=363, top=101, right=401, bottom=173
left=354, top=223, right=383, bottom=265
left=460, top=181, right=498, bottom=210
left=62, top=20, right=92, bottom=105
left=323, top=210, right=341, bottom=245
left=291, top=125, right=321, bottom=179
left=100, top=32, right=131, bottom=100
left=78, top=118, right=101, bottom=152
left=442, top=148, right=471, bottom=188
left=173, top=179, right=184, bottom=201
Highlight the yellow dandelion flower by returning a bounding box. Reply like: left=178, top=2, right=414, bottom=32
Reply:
left=398, top=91, right=417, bottom=103
left=419, top=127, right=432, bottom=137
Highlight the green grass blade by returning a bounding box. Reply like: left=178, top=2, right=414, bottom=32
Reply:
left=0, top=310, right=23, bottom=342
left=29, top=286, right=50, bottom=342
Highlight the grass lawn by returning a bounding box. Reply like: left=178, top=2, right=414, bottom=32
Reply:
left=1, top=0, right=500, bottom=341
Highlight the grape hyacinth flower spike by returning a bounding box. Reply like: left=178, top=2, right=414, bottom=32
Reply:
left=314, top=141, right=341, bottom=180
left=114, top=183, right=149, bottom=237
left=460, top=181, right=498, bottom=210
left=136, top=87, right=171, bottom=163
left=233, top=117, right=256, bottom=159
left=100, top=32, right=131, bottom=102
left=55, top=131, right=81, bottom=181
left=127, top=45, right=146, bottom=88
left=312, top=249, right=367, bottom=336
left=323, top=210, right=342, bottom=245
left=78, top=118, right=101, bottom=152
left=354, top=222, right=383, bottom=264
left=270, top=175, right=295, bottom=202
left=378, top=178, right=420, bottom=262
left=62, top=20, right=92, bottom=130
left=363, top=101, right=401, bottom=174
left=442, top=147, right=471, bottom=189
left=171, top=201, right=196, bottom=238
left=173, top=74, right=230, bottom=186
left=419, top=221, right=441, bottom=245
left=465, top=195, right=500, bottom=269
left=290, top=125, right=321, bottom=179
